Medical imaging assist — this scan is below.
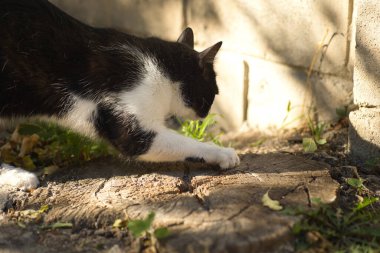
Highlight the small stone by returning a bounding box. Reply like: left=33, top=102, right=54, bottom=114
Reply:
left=330, top=166, right=359, bottom=182
left=94, top=229, right=106, bottom=236
left=70, top=233, right=80, bottom=240
left=107, top=245, right=123, bottom=253
left=0, top=191, right=9, bottom=211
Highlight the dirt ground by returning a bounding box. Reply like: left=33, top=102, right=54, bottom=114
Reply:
left=1, top=126, right=379, bottom=253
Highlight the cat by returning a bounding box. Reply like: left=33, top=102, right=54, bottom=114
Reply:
left=0, top=0, right=240, bottom=191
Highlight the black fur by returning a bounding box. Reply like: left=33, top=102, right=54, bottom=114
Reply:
left=94, top=104, right=156, bottom=157
left=0, top=0, right=220, bottom=157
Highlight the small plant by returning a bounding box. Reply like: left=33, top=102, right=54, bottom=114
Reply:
left=365, top=157, right=380, bottom=169
left=113, top=212, right=170, bottom=252
left=250, top=138, right=266, bottom=148
left=302, top=116, right=327, bottom=153
left=346, top=177, right=368, bottom=194
left=336, top=105, right=350, bottom=121
left=178, top=114, right=222, bottom=146
left=287, top=176, right=380, bottom=252
left=113, top=212, right=170, bottom=239
left=291, top=199, right=380, bottom=252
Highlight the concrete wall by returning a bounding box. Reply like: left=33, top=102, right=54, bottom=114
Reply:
left=50, top=0, right=355, bottom=131
left=349, top=0, right=380, bottom=162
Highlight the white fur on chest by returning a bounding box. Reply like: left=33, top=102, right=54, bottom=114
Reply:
left=117, top=57, right=195, bottom=131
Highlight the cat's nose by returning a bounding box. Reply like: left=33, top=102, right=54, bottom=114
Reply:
left=196, top=111, right=208, bottom=119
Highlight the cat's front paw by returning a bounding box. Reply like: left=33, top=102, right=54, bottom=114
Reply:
left=204, top=146, right=240, bottom=169
left=0, top=164, right=39, bottom=191
left=217, top=147, right=240, bottom=169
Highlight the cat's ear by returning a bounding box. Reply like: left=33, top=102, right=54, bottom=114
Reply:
left=199, top=41, right=222, bottom=66
left=177, top=27, right=194, bottom=49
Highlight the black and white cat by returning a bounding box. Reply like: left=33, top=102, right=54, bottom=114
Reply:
left=0, top=0, right=240, bottom=191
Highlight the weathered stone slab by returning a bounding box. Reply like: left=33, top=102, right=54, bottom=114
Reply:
left=4, top=153, right=338, bottom=253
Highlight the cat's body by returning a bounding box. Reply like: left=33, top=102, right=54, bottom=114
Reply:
left=0, top=0, right=239, bottom=190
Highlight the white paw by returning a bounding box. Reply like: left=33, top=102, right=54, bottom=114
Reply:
left=0, top=164, right=39, bottom=191
left=204, top=146, right=240, bottom=169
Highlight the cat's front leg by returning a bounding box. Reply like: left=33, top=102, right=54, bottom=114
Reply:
left=94, top=105, right=239, bottom=168
left=139, top=128, right=240, bottom=169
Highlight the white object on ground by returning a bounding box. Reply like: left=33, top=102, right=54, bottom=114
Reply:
left=0, top=163, right=39, bottom=191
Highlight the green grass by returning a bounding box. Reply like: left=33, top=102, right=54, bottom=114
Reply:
left=0, top=121, right=117, bottom=171
left=178, top=114, right=223, bottom=146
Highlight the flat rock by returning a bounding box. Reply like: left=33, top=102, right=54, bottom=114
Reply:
left=1, top=153, right=338, bottom=253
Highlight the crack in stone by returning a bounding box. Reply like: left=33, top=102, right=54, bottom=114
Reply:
left=309, top=176, right=317, bottom=183
left=94, top=208, right=107, bottom=229
left=227, top=205, right=250, bottom=220
left=93, top=179, right=107, bottom=199
left=193, top=192, right=210, bottom=211
left=281, top=182, right=305, bottom=199
left=181, top=207, right=197, bottom=219
left=178, top=165, right=194, bottom=193
left=178, top=165, right=215, bottom=212
left=280, top=182, right=313, bottom=207
left=303, top=186, right=312, bottom=207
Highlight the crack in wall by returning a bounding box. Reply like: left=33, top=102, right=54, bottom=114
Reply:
left=182, top=0, right=188, bottom=29
left=345, top=0, right=355, bottom=67
left=243, top=61, right=249, bottom=122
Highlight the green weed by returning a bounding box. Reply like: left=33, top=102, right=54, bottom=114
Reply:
left=250, top=138, right=266, bottom=148
left=365, top=157, right=380, bottom=168
left=287, top=178, right=380, bottom=252
left=336, top=106, right=350, bottom=121
left=113, top=212, right=170, bottom=239
left=113, top=212, right=170, bottom=252
left=303, top=115, right=327, bottom=153
left=346, top=178, right=368, bottom=194
left=178, top=114, right=222, bottom=146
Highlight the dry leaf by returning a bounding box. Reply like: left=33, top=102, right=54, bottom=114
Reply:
left=43, top=165, right=59, bottom=175
left=0, top=148, right=18, bottom=164
left=19, top=134, right=40, bottom=157
left=0, top=142, right=12, bottom=151
left=22, top=156, right=36, bottom=170
left=262, top=190, right=283, bottom=211
left=10, top=126, right=22, bottom=143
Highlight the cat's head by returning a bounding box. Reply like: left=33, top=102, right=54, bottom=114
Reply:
left=173, top=28, right=222, bottom=119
